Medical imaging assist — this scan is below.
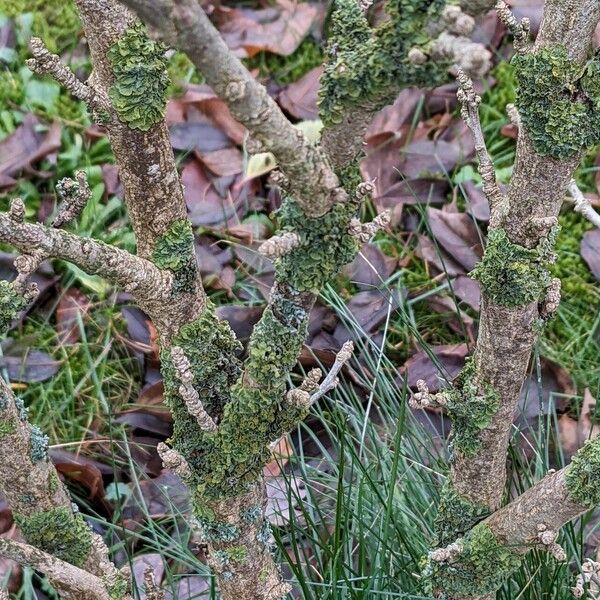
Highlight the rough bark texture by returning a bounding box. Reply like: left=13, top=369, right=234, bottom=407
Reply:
left=0, top=378, right=127, bottom=597
left=0, top=538, right=114, bottom=600
left=0, top=212, right=173, bottom=309
left=450, top=300, right=538, bottom=507
left=203, top=482, right=290, bottom=600
left=76, top=0, right=191, bottom=259
left=484, top=469, right=585, bottom=548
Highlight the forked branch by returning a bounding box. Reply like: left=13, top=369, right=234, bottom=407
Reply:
left=118, top=0, right=345, bottom=218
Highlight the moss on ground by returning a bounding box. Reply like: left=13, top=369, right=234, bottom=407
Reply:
left=543, top=212, right=600, bottom=406
left=245, top=38, right=323, bottom=86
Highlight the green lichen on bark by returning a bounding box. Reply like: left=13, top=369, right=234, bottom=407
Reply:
left=107, top=23, right=169, bottom=131
left=319, top=0, right=450, bottom=125
left=427, top=523, right=522, bottom=598
left=201, top=304, right=309, bottom=498
left=106, top=575, right=129, bottom=600
left=48, top=470, right=60, bottom=495
left=513, top=46, right=600, bottom=158
left=471, top=227, right=558, bottom=307
left=445, top=358, right=499, bottom=458
left=213, top=545, right=248, bottom=564
left=276, top=197, right=359, bottom=292
left=14, top=506, right=93, bottom=567
left=566, top=435, right=600, bottom=508
left=159, top=302, right=241, bottom=493
left=151, top=219, right=197, bottom=294
left=435, top=481, right=491, bottom=546
left=0, top=280, right=26, bottom=334
left=193, top=512, right=241, bottom=542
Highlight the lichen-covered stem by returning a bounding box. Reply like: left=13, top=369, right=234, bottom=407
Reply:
left=0, top=379, right=127, bottom=597
left=0, top=538, right=112, bottom=600
left=449, top=299, right=538, bottom=509
left=75, top=0, right=195, bottom=261
left=431, top=435, right=600, bottom=599
left=198, top=482, right=291, bottom=600
left=447, top=0, right=600, bottom=513
left=118, top=0, right=345, bottom=218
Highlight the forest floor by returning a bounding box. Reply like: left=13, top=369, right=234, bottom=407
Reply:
left=0, top=1, right=599, bottom=598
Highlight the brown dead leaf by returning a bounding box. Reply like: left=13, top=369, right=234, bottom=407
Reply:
left=181, top=160, right=238, bottom=227
left=559, top=389, right=600, bottom=460
left=196, top=147, right=243, bottom=177
left=452, top=275, right=481, bottom=311
left=582, top=229, right=600, bottom=283
left=0, top=114, right=61, bottom=187
left=50, top=448, right=112, bottom=501
left=215, top=0, right=317, bottom=58
left=278, top=66, right=322, bottom=120
left=427, top=207, right=483, bottom=273
left=175, top=84, right=246, bottom=144
left=400, top=343, right=469, bottom=392
left=344, top=244, right=396, bottom=290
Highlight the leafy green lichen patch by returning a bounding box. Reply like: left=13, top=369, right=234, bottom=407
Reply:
left=107, top=23, right=169, bottom=131
left=319, top=0, right=450, bottom=125
left=445, top=358, right=499, bottom=458
left=471, top=227, right=558, bottom=307
left=276, top=196, right=359, bottom=292
left=0, top=280, right=26, bottom=334
left=427, top=523, right=522, bottom=598
left=513, top=46, right=600, bottom=158
left=435, top=481, right=491, bottom=546
left=566, top=435, right=600, bottom=508
left=14, top=506, right=93, bottom=567
left=159, top=303, right=241, bottom=495
left=151, top=219, right=197, bottom=294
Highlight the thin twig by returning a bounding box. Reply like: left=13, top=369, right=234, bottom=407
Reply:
left=495, top=1, right=531, bottom=53
left=568, top=180, right=600, bottom=228
left=310, top=341, right=354, bottom=405
left=0, top=537, right=112, bottom=600
left=0, top=210, right=173, bottom=301
left=170, top=346, right=217, bottom=431
left=26, top=38, right=111, bottom=113
left=456, top=70, right=506, bottom=218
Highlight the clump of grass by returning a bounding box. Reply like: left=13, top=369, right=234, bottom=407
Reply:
left=15, top=303, right=140, bottom=442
